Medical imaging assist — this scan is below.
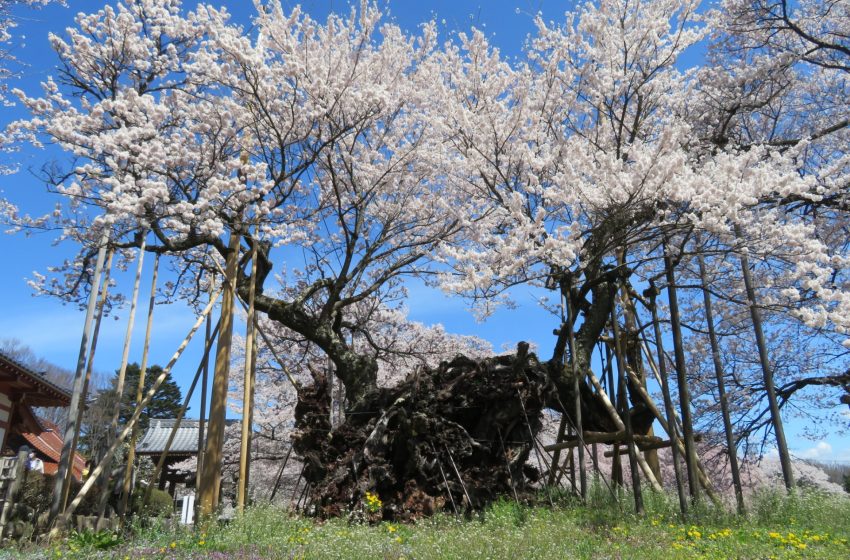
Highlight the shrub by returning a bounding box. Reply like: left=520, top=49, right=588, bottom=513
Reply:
left=132, top=487, right=174, bottom=518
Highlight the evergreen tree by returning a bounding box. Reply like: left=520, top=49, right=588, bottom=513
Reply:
left=90, top=363, right=184, bottom=433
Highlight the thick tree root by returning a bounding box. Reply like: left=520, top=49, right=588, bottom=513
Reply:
left=291, top=344, right=653, bottom=520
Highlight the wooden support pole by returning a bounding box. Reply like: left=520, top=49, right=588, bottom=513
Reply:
left=120, top=253, right=160, bottom=520
left=634, top=340, right=720, bottom=505
left=583, top=369, right=662, bottom=492
left=246, top=312, right=258, bottom=491
left=53, top=288, right=222, bottom=528
left=434, top=453, right=459, bottom=516
left=736, top=230, right=795, bottom=492
left=606, top=291, right=644, bottom=513
left=445, top=445, right=473, bottom=508
left=50, top=231, right=110, bottom=523
left=664, top=244, right=701, bottom=502
left=545, top=432, right=666, bottom=451
left=604, top=440, right=672, bottom=457
left=209, top=255, right=301, bottom=393
left=288, top=466, right=304, bottom=509
left=618, top=278, right=662, bottom=485
left=62, top=247, right=115, bottom=511
left=198, top=232, right=241, bottom=518
left=196, top=287, right=214, bottom=516
left=563, top=275, right=587, bottom=500
left=543, top=430, right=680, bottom=450
left=237, top=236, right=259, bottom=513
left=698, top=252, right=746, bottom=513
left=638, top=295, right=720, bottom=506
left=143, top=319, right=221, bottom=508
left=604, top=343, right=622, bottom=487
left=631, top=335, right=687, bottom=514
left=547, top=414, right=568, bottom=487
left=268, top=444, right=293, bottom=503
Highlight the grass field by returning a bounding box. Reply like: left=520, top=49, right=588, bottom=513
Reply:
left=4, top=486, right=850, bottom=559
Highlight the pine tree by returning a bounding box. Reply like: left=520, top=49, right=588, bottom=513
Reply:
left=94, top=363, right=184, bottom=432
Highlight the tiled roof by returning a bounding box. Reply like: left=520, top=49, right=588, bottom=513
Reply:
left=136, top=419, right=200, bottom=455
left=0, top=351, right=73, bottom=406
left=20, top=417, right=87, bottom=481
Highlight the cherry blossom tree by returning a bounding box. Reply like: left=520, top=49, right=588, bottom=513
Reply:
left=4, top=0, right=850, bottom=515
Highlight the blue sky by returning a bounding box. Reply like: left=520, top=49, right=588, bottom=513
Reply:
left=0, top=0, right=847, bottom=465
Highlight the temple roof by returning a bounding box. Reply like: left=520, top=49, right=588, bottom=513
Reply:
left=17, top=414, right=86, bottom=480
left=136, top=419, right=201, bottom=455
left=0, top=351, right=72, bottom=407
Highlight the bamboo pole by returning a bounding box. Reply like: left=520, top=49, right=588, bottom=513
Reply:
left=618, top=281, right=662, bottom=484
left=610, top=284, right=644, bottom=513
left=95, top=252, right=146, bottom=519
left=697, top=252, right=746, bottom=513
left=112, top=239, right=147, bottom=434
left=237, top=236, right=259, bottom=512
left=105, top=239, right=147, bottom=517
left=62, top=247, right=115, bottom=511
left=664, top=244, right=701, bottom=502
left=198, top=232, right=241, bottom=517
left=53, top=288, right=222, bottom=528
left=581, top=369, right=662, bottom=492
left=119, top=253, right=160, bottom=520
left=563, top=275, right=587, bottom=500
left=736, top=229, right=795, bottom=492
left=50, top=231, right=110, bottom=523
left=445, top=445, right=472, bottom=507
left=646, top=284, right=688, bottom=514
left=635, top=341, right=720, bottom=504
left=142, top=319, right=222, bottom=507
left=288, top=466, right=304, bottom=509
left=604, top=343, right=623, bottom=487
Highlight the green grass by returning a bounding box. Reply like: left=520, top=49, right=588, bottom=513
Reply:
left=5, top=486, right=850, bottom=559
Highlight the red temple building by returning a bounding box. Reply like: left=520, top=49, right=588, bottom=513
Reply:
left=0, top=352, right=85, bottom=480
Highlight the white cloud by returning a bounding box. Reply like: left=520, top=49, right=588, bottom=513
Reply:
left=798, top=441, right=833, bottom=459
